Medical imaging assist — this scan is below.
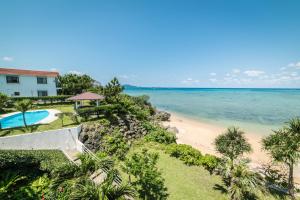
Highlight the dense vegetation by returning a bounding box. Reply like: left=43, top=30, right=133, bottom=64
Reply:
left=0, top=150, right=69, bottom=199
left=1, top=74, right=299, bottom=199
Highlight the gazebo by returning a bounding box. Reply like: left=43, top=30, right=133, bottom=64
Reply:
left=67, top=92, right=105, bottom=109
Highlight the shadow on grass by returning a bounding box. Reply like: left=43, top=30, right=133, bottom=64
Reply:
left=0, top=124, right=44, bottom=137
left=267, top=186, right=288, bottom=199
left=27, top=124, right=42, bottom=133
left=213, top=184, right=227, bottom=194
left=0, top=126, right=26, bottom=137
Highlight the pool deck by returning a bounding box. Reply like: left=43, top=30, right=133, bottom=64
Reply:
left=0, top=109, right=61, bottom=125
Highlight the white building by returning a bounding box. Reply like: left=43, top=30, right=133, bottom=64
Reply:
left=0, top=67, right=59, bottom=97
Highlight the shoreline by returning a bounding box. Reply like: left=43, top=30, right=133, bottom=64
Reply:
left=162, top=112, right=300, bottom=181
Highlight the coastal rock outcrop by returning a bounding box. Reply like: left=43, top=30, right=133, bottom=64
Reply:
left=154, top=110, right=171, bottom=121
left=79, top=114, right=148, bottom=151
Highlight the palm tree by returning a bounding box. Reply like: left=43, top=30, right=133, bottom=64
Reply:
left=214, top=127, right=252, bottom=187
left=214, top=127, right=252, bottom=162
left=70, top=171, right=136, bottom=200
left=49, top=154, right=121, bottom=199
left=263, top=117, right=300, bottom=200
left=56, top=112, right=75, bottom=127
left=14, top=99, right=32, bottom=127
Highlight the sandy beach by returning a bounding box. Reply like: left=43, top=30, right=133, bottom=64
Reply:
left=163, top=112, right=300, bottom=182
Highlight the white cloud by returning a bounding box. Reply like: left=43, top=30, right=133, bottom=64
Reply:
left=287, top=62, right=300, bottom=69
left=244, top=70, right=265, bottom=77
left=69, top=70, right=82, bottom=75
left=210, top=72, right=216, bottom=76
left=232, top=69, right=240, bottom=74
left=213, top=61, right=300, bottom=87
left=290, top=72, right=298, bottom=77
left=2, top=56, right=13, bottom=62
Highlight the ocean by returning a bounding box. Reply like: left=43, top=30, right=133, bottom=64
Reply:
left=125, top=87, right=300, bottom=135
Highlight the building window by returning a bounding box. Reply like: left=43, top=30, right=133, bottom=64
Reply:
left=37, top=90, right=48, bottom=97
left=6, top=75, right=19, bottom=83
left=37, top=76, right=47, bottom=84
left=14, top=92, right=20, bottom=96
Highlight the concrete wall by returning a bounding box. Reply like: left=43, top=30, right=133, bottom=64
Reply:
left=0, top=126, right=82, bottom=151
left=0, top=74, right=57, bottom=97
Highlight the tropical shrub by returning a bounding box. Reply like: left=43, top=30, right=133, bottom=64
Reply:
left=0, top=172, right=27, bottom=199
left=0, top=92, right=8, bottom=112
left=29, top=175, right=51, bottom=198
left=101, top=130, right=130, bottom=160
left=77, top=104, right=116, bottom=119
left=143, top=122, right=176, bottom=144
left=123, top=149, right=168, bottom=200
left=0, top=150, right=69, bottom=199
left=0, top=150, right=69, bottom=171
left=165, top=144, right=202, bottom=166
left=218, top=158, right=265, bottom=200
left=200, top=154, right=220, bottom=174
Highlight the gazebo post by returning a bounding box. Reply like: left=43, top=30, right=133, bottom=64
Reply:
left=66, top=92, right=105, bottom=110
left=75, top=101, right=79, bottom=109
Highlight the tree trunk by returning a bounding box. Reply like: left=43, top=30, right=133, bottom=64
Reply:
left=288, top=162, right=295, bottom=200
left=22, top=112, right=27, bottom=127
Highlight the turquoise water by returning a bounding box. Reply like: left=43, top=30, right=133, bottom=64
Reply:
left=0, top=110, right=49, bottom=129
left=125, top=88, right=300, bottom=135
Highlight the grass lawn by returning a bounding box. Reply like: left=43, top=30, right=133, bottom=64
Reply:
left=157, top=150, right=227, bottom=200
left=125, top=142, right=285, bottom=200
left=0, top=104, right=79, bottom=137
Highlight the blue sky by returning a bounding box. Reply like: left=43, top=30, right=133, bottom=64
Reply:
left=1, top=0, right=300, bottom=88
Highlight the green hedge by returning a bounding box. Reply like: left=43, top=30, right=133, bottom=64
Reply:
left=165, top=144, right=219, bottom=173
left=0, top=150, right=69, bottom=172
left=10, top=95, right=72, bottom=103
left=77, top=104, right=117, bottom=118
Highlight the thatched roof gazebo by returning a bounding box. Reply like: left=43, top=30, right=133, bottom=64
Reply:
left=67, top=92, right=105, bottom=109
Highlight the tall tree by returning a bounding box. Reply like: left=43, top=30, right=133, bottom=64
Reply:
left=263, top=117, right=300, bottom=200
left=14, top=99, right=32, bottom=127
left=214, top=127, right=255, bottom=199
left=123, top=149, right=168, bottom=200
left=103, top=77, right=124, bottom=103
left=58, top=73, right=98, bottom=95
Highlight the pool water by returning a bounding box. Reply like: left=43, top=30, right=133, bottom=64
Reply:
left=0, top=110, right=49, bottom=129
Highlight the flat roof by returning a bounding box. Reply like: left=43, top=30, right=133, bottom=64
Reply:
left=0, top=67, right=59, bottom=77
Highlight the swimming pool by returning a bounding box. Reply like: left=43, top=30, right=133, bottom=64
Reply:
left=0, top=110, right=50, bottom=129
